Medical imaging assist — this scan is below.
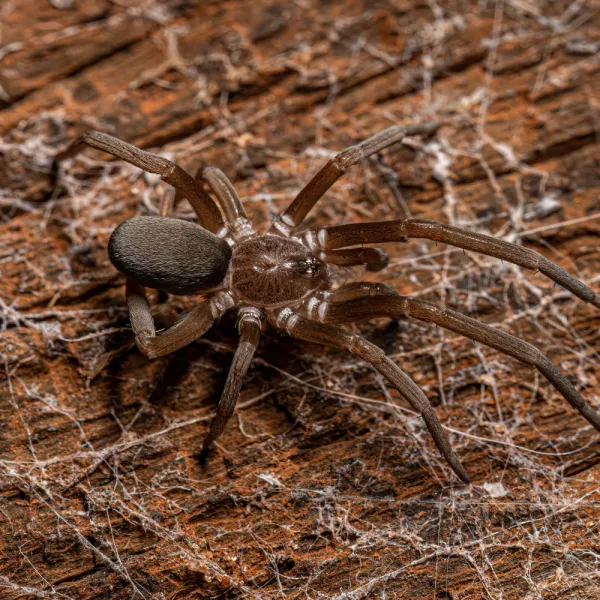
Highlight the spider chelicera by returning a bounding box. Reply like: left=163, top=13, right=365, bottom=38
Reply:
left=60, top=123, right=600, bottom=483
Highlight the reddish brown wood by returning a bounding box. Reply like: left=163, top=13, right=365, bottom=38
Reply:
left=1, top=1, right=600, bottom=598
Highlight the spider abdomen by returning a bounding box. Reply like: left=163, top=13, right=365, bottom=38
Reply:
left=108, top=216, right=231, bottom=295
left=230, top=235, right=330, bottom=307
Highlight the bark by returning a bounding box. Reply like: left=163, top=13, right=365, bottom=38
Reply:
left=1, top=1, right=600, bottom=598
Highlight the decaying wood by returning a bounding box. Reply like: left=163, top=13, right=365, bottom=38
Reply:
left=1, top=1, right=600, bottom=598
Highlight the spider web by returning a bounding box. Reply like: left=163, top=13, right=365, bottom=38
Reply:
left=1, top=0, right=600, bottom=598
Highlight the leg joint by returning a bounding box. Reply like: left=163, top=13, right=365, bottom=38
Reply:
left=238, top=306, right=264, bottom=332
left=210, top=292, right=234, bottom=319
left=137, top=331, right=157, bottom=359
left=275, top=308, right=300, bottom=333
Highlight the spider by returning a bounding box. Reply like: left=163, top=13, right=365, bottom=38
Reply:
left=60, top=123, right=600, bottom=483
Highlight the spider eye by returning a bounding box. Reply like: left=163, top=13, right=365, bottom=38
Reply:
left=288, top=257, right=320, bottom=277
left=306, top=258, right=319, bottom=276
left=108, top=216, right=231, bottom=295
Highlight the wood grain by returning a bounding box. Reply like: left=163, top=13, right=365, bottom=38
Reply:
left=1, top=1, right=600, bottom=598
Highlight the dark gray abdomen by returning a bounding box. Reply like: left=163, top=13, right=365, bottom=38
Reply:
left=108, top=216, right=231, bottom=295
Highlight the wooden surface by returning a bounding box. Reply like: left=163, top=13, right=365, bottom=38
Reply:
left=1, top=1, right=600, bottom=598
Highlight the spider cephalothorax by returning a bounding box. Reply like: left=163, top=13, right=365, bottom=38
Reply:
left=62, top=124, right=600, bottom=483
left=229, top=236, right=331, bottom=307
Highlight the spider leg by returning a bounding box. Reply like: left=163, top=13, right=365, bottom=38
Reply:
left=325, top=281, right=397, bottom=303
left=200, top=308, right=262, bottom=456
left=313, top=294, right=600, bottom=433
left=57, top=132, right=224, bottom=233
left=126, top=281, right=233, bottom=359
left=158, top=191, right=175, bottom=217
left=171, top=166, right=254, bottom=240
left=274, top=309, right=470, bottom=483
left=270, top=122, right=440, bottom=236
left=321, top=247, right=389, bottom=271
left=311, top=218, right=600, bottom=308
left=201, top=167, right=256, bottom=240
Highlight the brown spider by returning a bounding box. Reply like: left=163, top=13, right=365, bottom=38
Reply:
left=61, top=123, right=600, bottom=483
